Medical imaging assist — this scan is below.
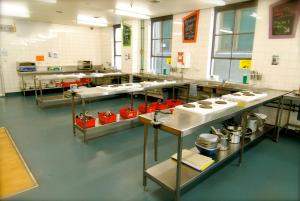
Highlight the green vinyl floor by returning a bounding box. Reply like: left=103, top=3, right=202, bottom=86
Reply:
left=0, top=95, right=299, bottom=201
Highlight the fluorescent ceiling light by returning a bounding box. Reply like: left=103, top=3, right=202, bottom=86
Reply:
left=201, top=0, right=226, bottom=6
left=77, top=15, right=108, bottom=27
left=37, top=0, right=57, bottom=3
left=115, top=9, right=150, bottom=19
left=0, top=2, right=30, bottom=18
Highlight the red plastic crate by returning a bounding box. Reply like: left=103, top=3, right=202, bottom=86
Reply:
left=98, top=112, right=117, bottom=125
left=166, top=99, right=183, bottom=108
left=138, top=104, right=156, bottom=114
left=75, top=116, right=96, bottom=129
left=151, top=102, right=169, bottom=110
left=119, top=107, right=138, bottom=119
left=62, top=81, right=80, bottom=87
left=80, top=78, right=92, bottom=85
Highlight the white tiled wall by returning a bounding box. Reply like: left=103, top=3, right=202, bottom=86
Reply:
left=251, top=0, right=300, bottom=127
left=170, top=8, right=214, bottom=80
left=251, top=0, right=300, bottom=91
left=121, top=20, right=140, bottom=74
left=0, top=18, right=105, bottom=93
left=100, top=27, right=114, bottom=66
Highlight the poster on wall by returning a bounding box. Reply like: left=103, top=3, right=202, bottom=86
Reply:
left=182, top=10, right=199, bottom=43
left=122, top=24, right=131, bottom=47
left=269, top=0, right=300, bottom=39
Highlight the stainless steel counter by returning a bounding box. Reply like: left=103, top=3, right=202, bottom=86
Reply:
left=139, top=89, right=289, bottom=137
left=140, top=88, right=289, bottom=201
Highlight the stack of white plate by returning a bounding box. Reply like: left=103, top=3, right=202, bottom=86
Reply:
left=196, top=133, right=218, bottom=149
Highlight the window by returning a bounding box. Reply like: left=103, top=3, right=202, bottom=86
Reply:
left=113, top=24, right=122, bottom=70
left=151, top=16, right=173, bottom=75
left=211, top=2, right=257, bottom=83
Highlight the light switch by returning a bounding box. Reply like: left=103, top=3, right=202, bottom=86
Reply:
left=271, top=55, right=279, bottom=65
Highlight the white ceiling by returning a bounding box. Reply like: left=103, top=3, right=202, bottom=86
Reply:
left=0, top=0, right=248, bottom=27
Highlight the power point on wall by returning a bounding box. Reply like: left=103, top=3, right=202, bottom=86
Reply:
left=271, top=55, right=279, bottom=66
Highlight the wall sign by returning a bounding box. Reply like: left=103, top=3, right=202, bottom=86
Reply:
left=182, top=10, right=199, bottom=43
left=239, top=60, right=252, bottom=70
left=269, top=0, right=300, bottom=39
left=35, top=55, right=45, bottom=62
left=122, top=24, right=131, bottom=47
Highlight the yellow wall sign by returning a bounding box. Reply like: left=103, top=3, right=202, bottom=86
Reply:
left=166, top=57, right=171, bottom=65
left=239, top=60, right=252, bottom=70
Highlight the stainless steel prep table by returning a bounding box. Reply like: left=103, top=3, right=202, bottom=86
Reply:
left=276, top=91, right=300, bottom=139
left=72, top=81, right=188, bottom=142
left=139, top=89, right=288, bottom=201
left=35, top=72, right=128, bottom=107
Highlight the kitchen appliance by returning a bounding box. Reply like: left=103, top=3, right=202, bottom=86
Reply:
left=78, top=60, right=92, bottom=70
left=17, top=62, right=36, bottom=72
left=174, top=98, right=237, bottom=116
left=222, top=91, right=267, bottom=102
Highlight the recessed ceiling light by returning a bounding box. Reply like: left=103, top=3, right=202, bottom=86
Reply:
left=77, top=15, right=108, bottom=27
left=0, top=2, right=30, bottom=18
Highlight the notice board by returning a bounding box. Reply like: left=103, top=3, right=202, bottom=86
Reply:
left=182, top=10, right=199, bottom=43
left=122, top=24, right=131, bottom=47
left=269, top=0, right=300, bottom=39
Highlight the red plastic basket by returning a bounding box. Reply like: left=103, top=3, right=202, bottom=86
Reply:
left=75, top=116, right=96, bottom=129
left=62, top=81, right=80, bottom=87
left=151, top=102, right=169, bottom=110
left=98, top=112, right=117, bottom=125
left=119, top=107, right=138, bottom=119
left=166, top=99, right=183, bottom=108
left=80, top=78, right=92, bottom=85
left=138, top=104, right=156, bottom=114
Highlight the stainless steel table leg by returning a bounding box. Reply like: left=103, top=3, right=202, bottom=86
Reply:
left=82, top=98, right=86, bottom=143
left=239, top=112, right=248, bottom=166
left=275, top=96, right=283, bottom=142
left=72, top=93, right=76, bottom=136
left=34, top=76, right=38, bottom=104
left=39, top=80, right=43, bottom=97
left=143, top=124, right=149, bottom=187
left=154, top=128, right=158, bottom=161
left=285, top=99, right=293, bottom=135
left=175, top=136, right=183, bottom=201
left=173, top=86, right=175, bottom=100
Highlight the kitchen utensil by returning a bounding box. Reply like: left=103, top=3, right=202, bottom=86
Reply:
left=230, top=131, right=241, bottom=144
left=219, top=136, right=229, bottom=151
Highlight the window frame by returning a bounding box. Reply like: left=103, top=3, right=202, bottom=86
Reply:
left=113, top=24, right=121, bottom=70
left=210, top=0, right=257, bottom=81
left=150, top=15, right=173, bottom=74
